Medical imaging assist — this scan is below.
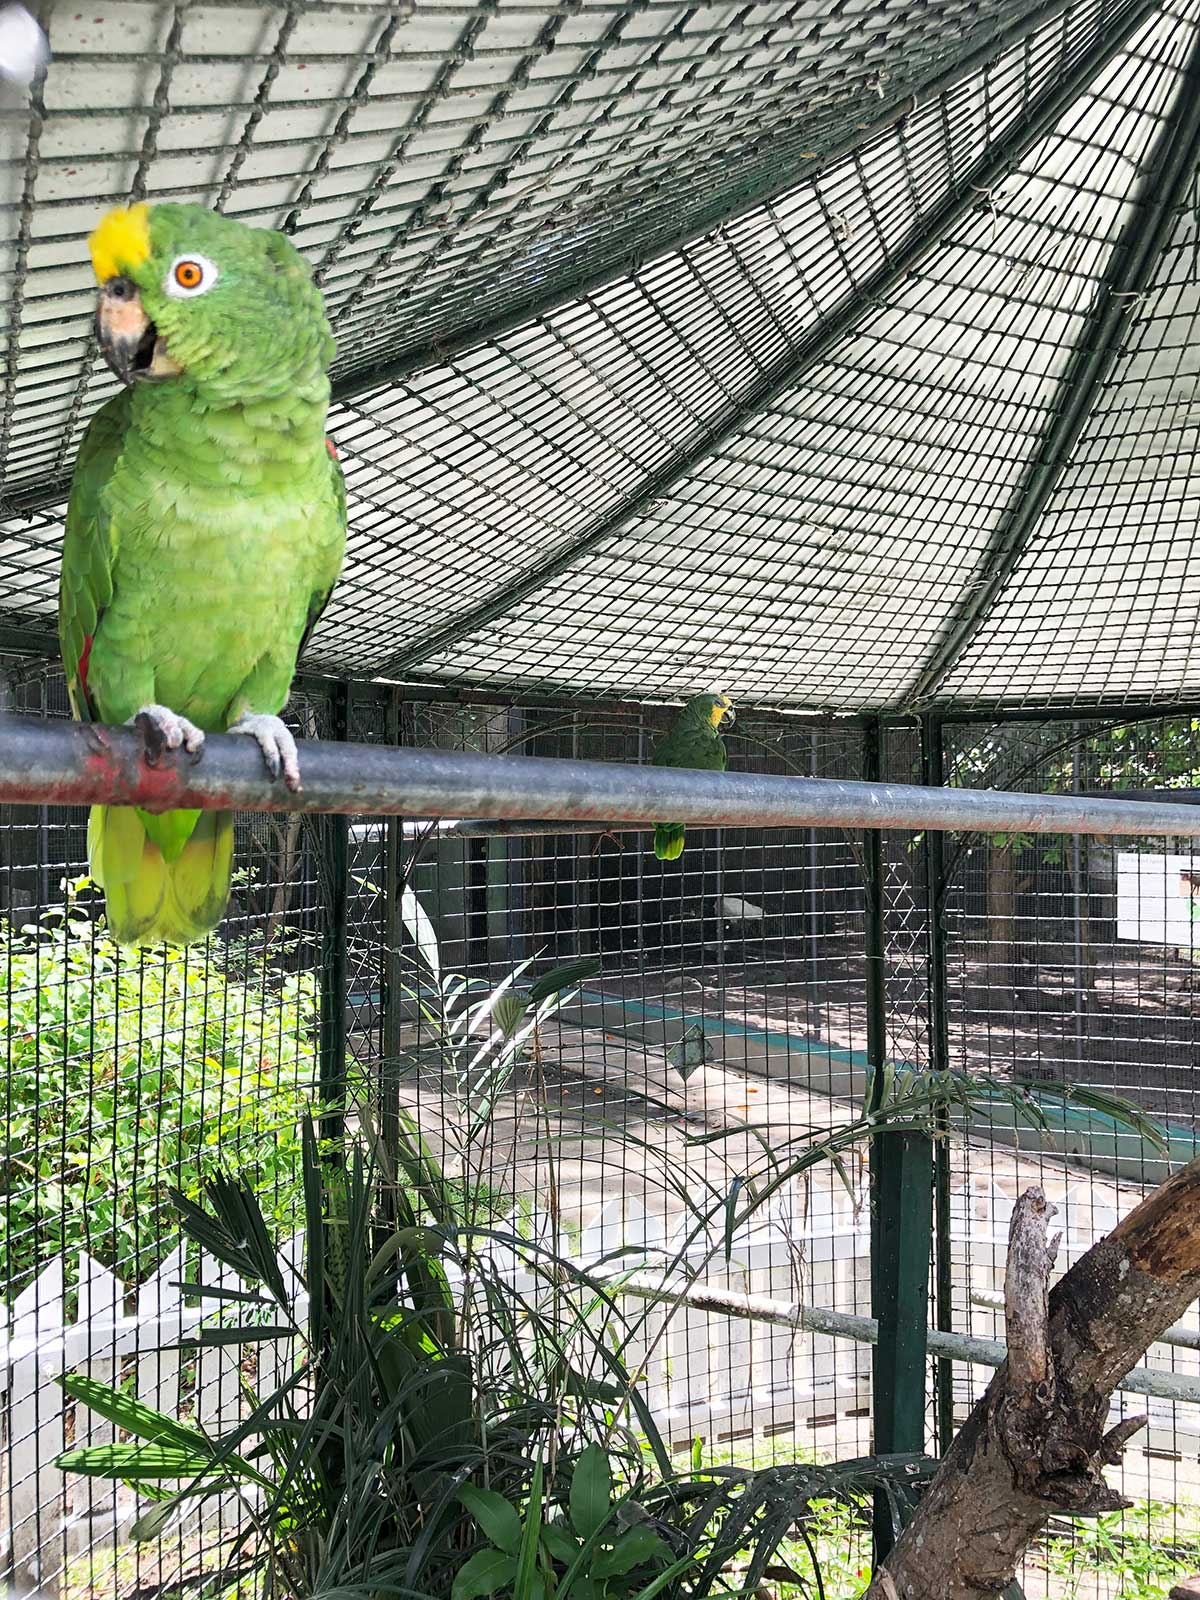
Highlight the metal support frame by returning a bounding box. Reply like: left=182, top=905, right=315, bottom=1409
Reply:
left=380, top=0, right=1160, bottom=679
left=1081, top=787, right=1200, bottom=804
left=5, top=637, right=1200, bottom=737
left=922, top=714, right=955, bottom=1455
left=402, top=692, right=1200, bottom=727
left=380, top=687, right=405, bottom=1177
left=11, top=717, right=1200, bottom=837
left=905, top=24, right=1200, bottom=706
left=318, top=680, right=351, bottom=1146
left=928, top=699, right=1200, bottom=725
left=0, top=5, right=1087, bottom=528
left=864, top=720, right=932, bottom=1557
left=969, top=1287, right=1200, bottom=1356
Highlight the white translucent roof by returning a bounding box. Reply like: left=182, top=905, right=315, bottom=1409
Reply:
left=2, top=0, right=1198, bottom=713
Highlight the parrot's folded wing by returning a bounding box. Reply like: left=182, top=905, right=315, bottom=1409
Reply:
left=59, top=393, right=130, bottom=720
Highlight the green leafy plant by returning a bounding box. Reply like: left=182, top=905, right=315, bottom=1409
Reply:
left=606, top=1065, right=1170, bottom=1331
left=633, top=1452, right=936, bottom=1600
left=53, top=1102, right=938, bottom=1600
left=1, top=897, right=320, bottom=1293
left=859, top=1064, right=1168, bottom=1155
left=55, top=1113, right=646, bottom=1598
left=455, top=1442, right=685, bottom=1600
left=1036, top=1501, right=1200, bottom=1600
left=51, top=888, right=1106, bottom=1600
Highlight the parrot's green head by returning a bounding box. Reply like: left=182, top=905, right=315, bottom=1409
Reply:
left=88, top=202, right=334, bottom=401
left=684, top=692, right=736, bottom=731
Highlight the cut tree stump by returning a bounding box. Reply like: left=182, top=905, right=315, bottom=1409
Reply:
left=865, top=1160, right=1200, bottom=1600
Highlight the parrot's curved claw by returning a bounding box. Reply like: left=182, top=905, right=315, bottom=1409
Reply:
left=130, top=704, right=206, bottom=762
left=230, top=713, right=301, bottom=792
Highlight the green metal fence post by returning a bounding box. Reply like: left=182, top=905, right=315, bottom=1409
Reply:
left=923, top=713, right=955, bottom=1455
left=864, top=717, right=933, bottom=1559
left=318, top=678, right=351, bottom=1148
left=380, top=686, right=404, bottom=1173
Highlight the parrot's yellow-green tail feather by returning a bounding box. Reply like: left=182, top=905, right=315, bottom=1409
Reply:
left=654, top=823, right=686, bottom=861
left=88, top=805, right=235, bottom=946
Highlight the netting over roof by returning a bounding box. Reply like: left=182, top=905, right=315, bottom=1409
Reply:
left=2, top=0, right=1199, bottom=713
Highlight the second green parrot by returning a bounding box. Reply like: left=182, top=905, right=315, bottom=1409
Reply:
left=649, top=693, right=735, bottom=860
left=58, top=201, right=347, bottom=946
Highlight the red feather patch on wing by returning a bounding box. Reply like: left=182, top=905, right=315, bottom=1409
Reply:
left=78, top=633, right=93, bottom=698
left=325, top=437, right=338, bottom=461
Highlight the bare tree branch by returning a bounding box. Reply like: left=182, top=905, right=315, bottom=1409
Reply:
left=866, top=1160, right=1200, bottom=1600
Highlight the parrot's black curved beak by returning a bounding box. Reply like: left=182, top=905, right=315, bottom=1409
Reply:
left=96, top=276, right=179, bottom=384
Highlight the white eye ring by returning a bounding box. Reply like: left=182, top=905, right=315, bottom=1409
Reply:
left=164, top=253, right=218, bottom=299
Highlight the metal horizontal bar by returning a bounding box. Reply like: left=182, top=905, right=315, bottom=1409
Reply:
left=621, top=1280, right=1200, bottom=1406
left=927, top=700, right=1200, bottom=725
left=8, top=717, right=1200, bottom=837
left=970, top=1288, right=1200, bottom=1353
left=1081, top=789, right=1200, bottom=805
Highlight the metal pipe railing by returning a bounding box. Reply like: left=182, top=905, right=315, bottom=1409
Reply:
left=970, top=1287, right=1200, bottom=1353
left=5, top=716, right=1200, bottom=836
left=621, top=1280, right=1200, bottom=1405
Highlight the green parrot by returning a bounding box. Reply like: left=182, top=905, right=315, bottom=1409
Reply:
left=649, top=693, right=735, bottom=861
left=58, top=202, right=346, bottom=946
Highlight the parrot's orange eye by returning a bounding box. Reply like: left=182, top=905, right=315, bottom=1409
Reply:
left=164, top=252, right=218, bottom=299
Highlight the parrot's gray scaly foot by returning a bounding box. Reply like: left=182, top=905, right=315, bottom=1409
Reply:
left=230, top=713, right=301, bottom=792
left=130, top=703, right=206, bottom=763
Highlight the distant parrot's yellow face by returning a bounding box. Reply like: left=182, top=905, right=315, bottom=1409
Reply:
left=708, top=692, right=735, bottom=729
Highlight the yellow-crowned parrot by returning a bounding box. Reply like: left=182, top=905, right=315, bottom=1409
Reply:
left=58, top=203, right=346, bottom=945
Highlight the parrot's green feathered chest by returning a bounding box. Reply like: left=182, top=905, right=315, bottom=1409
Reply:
left=70, top=385, right=345, bottom=732
left=651, top=721, right=727, bottom=772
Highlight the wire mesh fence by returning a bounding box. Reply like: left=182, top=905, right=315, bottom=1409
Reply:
left=0, top=682, right=1199, bottom=1595
left=7, top=0, right=1200, bottom=712
left=0, top=0, right=1108, bottom=510
left=937, top=714, right=1200, bottom=1597
left=4, top=0, right=1200, bottom=1588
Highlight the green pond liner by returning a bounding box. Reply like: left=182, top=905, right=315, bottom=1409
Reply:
left=574, top=990, right=1196, bottom=1186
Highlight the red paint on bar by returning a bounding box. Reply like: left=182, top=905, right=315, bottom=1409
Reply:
left=77, top=740, right=239, bottom=813
left=128, top=757, right=194, bottom=811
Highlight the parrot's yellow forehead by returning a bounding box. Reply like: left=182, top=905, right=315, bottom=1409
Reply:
left=709, top=693, right=733, bottom=726
left=88, top=204, right=151, bottom=285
